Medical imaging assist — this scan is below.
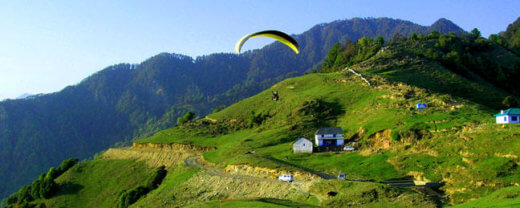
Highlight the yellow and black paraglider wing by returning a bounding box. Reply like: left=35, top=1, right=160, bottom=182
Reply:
left=235, top=30, right=300, bottom=54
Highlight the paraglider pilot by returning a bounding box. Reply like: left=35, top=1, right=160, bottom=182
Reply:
left=272, top=91, right=279, bottom=101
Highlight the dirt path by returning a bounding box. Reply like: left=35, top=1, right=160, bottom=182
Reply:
left=185, top=156, right=290, bottom=183
left=346, top=68, right=371, bottom=86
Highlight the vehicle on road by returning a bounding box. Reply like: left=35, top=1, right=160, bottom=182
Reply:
left=278, top=174, right=294, bottom=182
left=343, top=146, right=356, bottom=151
left=338, top=173, right=346, bottom=180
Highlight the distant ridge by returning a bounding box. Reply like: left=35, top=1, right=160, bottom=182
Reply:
left=429, top=18, right=465, bottom=34
left=15, top=93, right=33, bottom=99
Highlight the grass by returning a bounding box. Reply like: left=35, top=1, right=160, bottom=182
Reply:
left=38, top=159, right=157, bottom=208
left=130, top=164, right=200, bottom=207
left=309, top=180, right=437, bottom=208
left=185, top=198, right=320, bottom=208
left=450, top=186, right=520, bottom=208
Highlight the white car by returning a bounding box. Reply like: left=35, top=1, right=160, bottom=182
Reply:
left=343, top=146, right=356, bottom=151
left=278, top=174, right=294, bottom=182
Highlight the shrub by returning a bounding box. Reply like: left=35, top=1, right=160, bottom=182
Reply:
left=56, top=158, right=79, bottom=176
left=391, top=131, right=400, bottom=141
left=118, top=186, right=150, bottom=208
left=117, top=166, right=168, bottom=208
left=151, top=166, right=167, bottom=189
left=177, top=111, right=195, bottom=125
left=502, top=96, right=519, bottom=108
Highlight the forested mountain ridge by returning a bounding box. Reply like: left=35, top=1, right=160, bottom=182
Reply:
left=490, top=17, right=520, bottom=55
left=0, top=17, right=466, bottom=198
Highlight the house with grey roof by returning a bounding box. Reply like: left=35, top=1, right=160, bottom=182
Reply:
left=315, top=127, right=344, bottom=147
left=293, top=138, right=313, bottom=153
left=494, top=108, right=520, bottom=124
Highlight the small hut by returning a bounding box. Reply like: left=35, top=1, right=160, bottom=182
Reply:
left=293, top=138, right=313, bottom=153
left=494, top=108, right=520, bottom=124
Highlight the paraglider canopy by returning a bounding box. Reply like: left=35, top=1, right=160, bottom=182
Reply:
left=236, top=30, right=300, bottom=54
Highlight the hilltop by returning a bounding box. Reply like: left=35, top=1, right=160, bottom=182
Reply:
left=6, top=26, right=520, bottom=207
left=0, top=17, right=467, bottom=199
left=491, top=17, right=520, bottom=55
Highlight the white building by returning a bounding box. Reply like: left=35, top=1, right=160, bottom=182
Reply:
left=293, top=138, right=313, bottom=153
left=315, top=127, right=344, bottom=147
left=494, top=108, right=520, bottom=124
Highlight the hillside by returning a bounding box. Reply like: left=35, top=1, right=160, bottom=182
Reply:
left=490, top=17, right=520, bottom=55
left=0, top=17, right=467, bottom=199
left=7, top=30, right=520, bottom=207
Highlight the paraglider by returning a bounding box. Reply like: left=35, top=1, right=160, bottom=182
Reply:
left=272, top=91, right=279, bottom=101
left=235, top=30, right=300, bottom=54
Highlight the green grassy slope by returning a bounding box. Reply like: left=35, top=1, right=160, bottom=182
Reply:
left=36, top=159, right=157, bottom=208
left=451, top=186, right=520, bottom=208
left=137, top=41, right=520, bottom=205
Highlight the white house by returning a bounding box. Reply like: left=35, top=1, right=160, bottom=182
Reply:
left=315, top=127, right=344, bottom=147
left=494, top=108, right=520, bottom=124
left=293, top=138, right=313, bottom=153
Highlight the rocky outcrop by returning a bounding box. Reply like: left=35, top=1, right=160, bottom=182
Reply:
left=102, top=143, right=216, bottom=168
left=360, top=129, right=393, bottom=155
left=131, top=142, right=216, bottom=152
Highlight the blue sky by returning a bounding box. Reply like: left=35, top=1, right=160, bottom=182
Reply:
left=0, top=0, right=519, bottom=100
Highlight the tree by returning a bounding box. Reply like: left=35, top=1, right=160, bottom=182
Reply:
left=471, top=28, right=481, bottom=39
left=502, top=96, right=518, bottom=108
left=118, top=186, right=150, bottom=208
left=46, top=167, right=58, bottom=180
left=427, top=30, right=440, bottom=39
left=376, top=36, right=385, bottom=46
left=489, top=34, right=499, bottom=43
left=56, top=158, right=79, bottom=175
left=29, top=174, right=44, bottom=200
left=323, top=43, right=342, bottom=69
left=39, top=177, right=58, bottom=199
left=409, top=33, right=418, bottom=41
left=177, top=111, right=195, bottom=125
left=389, top=33, right=406, bottom=44
left=358, top=37, right=373, bottom=48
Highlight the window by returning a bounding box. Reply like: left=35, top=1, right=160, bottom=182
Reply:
left=321, top=134, right=324, bottom=137
left=303, top=143, right=305, bottom=146
left=513, top=116, right=518, bottom=121
left=333, top=134, right=336, bottom=137
left=505, top=117, right=508, bottom=122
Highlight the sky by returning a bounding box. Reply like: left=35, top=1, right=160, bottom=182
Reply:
left=0, top=0, right=519, bottom=100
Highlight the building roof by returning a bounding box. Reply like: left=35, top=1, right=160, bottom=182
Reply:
left=294, top=138, right=312, bottom=145
left=315, top=127, right=342, bottom=135
left=494, top=108, right=520, bottom=117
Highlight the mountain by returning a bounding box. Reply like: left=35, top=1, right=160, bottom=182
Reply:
left=429, top=18, right=465, bottom=34
left=0, top=17, right=467, bottom=199
left=6, top=29, right=520, bottom=207
left=489, top=17, right=520, bottom=55
left=499, top=17, right=520, bottom=54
